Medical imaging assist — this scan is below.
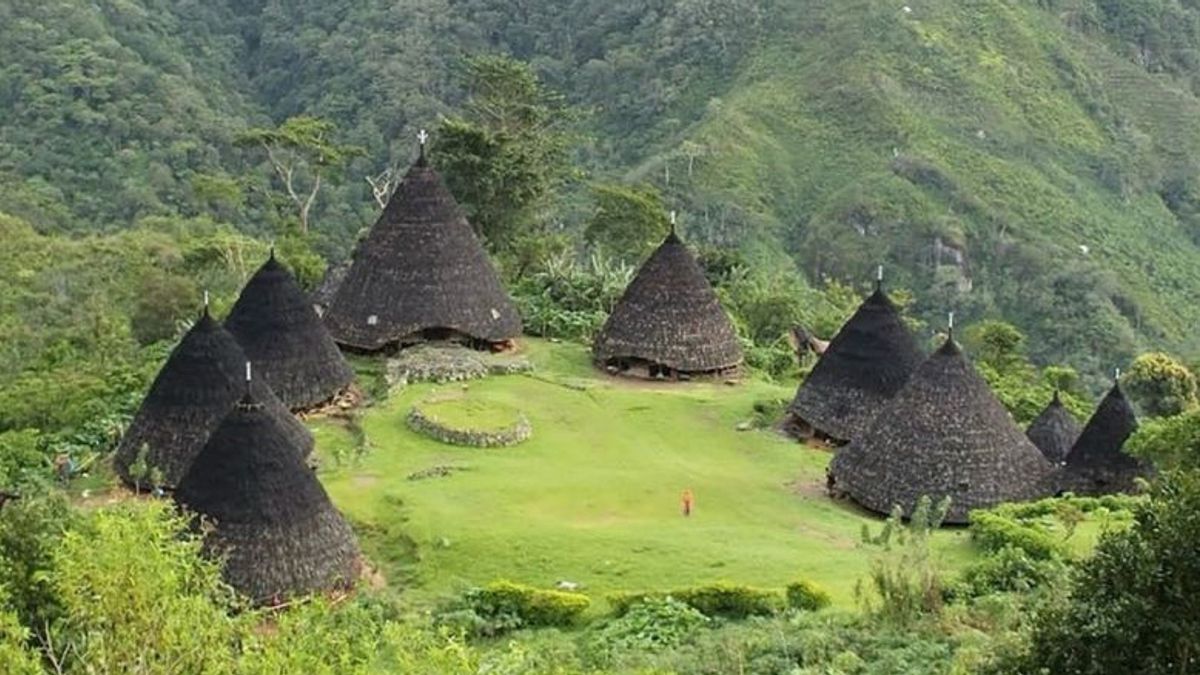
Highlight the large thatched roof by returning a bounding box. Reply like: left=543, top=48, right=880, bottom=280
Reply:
left=1025, top=391, right=1081, bottom=464
left=323, top=151, right=521, bottom=350
left=174, top=392, right=359, bottom=604
left=225, top=254, right=354, bottom=410
left=592, top=232, right=743, bottom=374
left=113, top=311, right=313, bottom=488
left=830, top=339, right=1054, bottom=524
left=1062, top=383, right=1149, bottom=494
left=788, top=286, right=924, bottom=442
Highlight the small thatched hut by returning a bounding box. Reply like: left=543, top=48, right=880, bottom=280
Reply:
left=1061, top=382, right=1149, bottom=495
left=225, top=253, right=354, bottom=410
left=786, top=284, right=923, bottom=442
left=113, top=310, right=313, bottom=488
left=593, top=231, right=742, bottom=378
left=174, top=391, right=359, bottom=604
left=1025, top=391, right=1081, bottom=464
left=829, top=338, right=1054, bottom=524
left=323, top=145, right=521, bottom=351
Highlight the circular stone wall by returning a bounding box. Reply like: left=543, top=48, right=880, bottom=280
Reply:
left=406, top=405, right=532, bottom=448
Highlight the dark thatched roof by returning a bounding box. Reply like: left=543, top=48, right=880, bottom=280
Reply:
left=1062, top=383, right=1149, bottom=495
left=592, top=232, right=743, bottom=373
left=323, top=153, right=521, bottom=350
left=174, top=392, right=359, bottom=604
left=225, top=254, right=354, bottom=410
left=830, top=339, right=1055, bottom=524
left=788, top=286, right=924, bottom=442
left=310, top=260, right=350, bottom=315
left=113, top=312, right=313, bottom=488
left=1025, top=392, right=1082, bottom=464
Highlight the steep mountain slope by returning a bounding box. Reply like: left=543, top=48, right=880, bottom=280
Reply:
left=638, top=0, right=1200, bottom=377
left=5, top=0, right=1200, bottom=377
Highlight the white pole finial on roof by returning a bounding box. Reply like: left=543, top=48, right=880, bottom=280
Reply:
left=245, top=361, right=252, bottom=383
left=1115, top=367, right=1122, bottom=381
left=203, top=290, right=209, bottom=308
left=948, top=311, right=955, bottom=332
left=669, top=210, right=677, bottom=233
left=877, top=265, right=884, bottom=282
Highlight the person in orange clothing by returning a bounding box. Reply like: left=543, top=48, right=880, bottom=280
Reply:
left=681, top=489, right=694, bottom=517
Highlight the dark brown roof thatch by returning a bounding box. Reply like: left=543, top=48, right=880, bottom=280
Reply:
left=310, top=260, right=350, bottom=316
left=1025, top=392, right=1082, bottom=464
left=1062, top=383, right=1149, bottom=495
left=830, top=339, right=1055, bottom=524
left=174, top=392, right=359, bottom=604
left=593, top=232, right=743, bottom=373
left=323, top=152, right=521, bottom=350
left=113, top=312, right=314, bottom=488
left=225, top=254, right=354, bottom=410
left=788, top=286, right=924, bottom=442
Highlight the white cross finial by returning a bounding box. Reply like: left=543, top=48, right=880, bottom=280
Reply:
left=418, top=129, right=428, bottom=146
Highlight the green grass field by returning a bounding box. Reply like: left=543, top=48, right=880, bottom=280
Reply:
left=312, top=340, right=998, bottom=611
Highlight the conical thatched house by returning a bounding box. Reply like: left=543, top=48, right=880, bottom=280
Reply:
left=786, top=284, right=923, bottom=442
left=829, top=338, right=1054, bottom=524
left=1026, top=392, right=1081, bottom=464
left=225, top=253, right=354, bottom=410
left=323, top=146, right=521, bottom=351
left=1061, top=382, right=1149, bottom=495
left=593, top=231, right=742, bottom=378
left=113, top=310, right=313, bottom=488
left=174, top=391, right=359, bottom=604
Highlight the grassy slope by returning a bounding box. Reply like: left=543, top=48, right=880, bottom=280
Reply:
left=316, top=340, right=1015, bottom=611
left=641, top=0, right=1200, bottom=377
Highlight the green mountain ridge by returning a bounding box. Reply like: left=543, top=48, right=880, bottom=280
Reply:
left=5, top=0, right=1200, bottom=380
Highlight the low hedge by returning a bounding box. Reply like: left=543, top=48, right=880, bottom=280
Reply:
left=609, top=582, right=785, bottom=619
left=785, top=580, right=832, bottom=611
left=466, top=580, right=590, bottom=628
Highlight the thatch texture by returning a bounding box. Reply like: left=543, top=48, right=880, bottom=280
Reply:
left=323, top=154, right=521, bottom=350
left=593, top=232, right=743, bottom=374
left=1025, top=392, right=1081, bottom=464
left=113, top=312, right=313, bottom=488
left=310, top=260, right=349, bottom=316
left=830, top=339, right=1055, bottom=524
left=225, top=254, right=355, bottom=410
left=787, top=287, right=923, bottom=442
left=174, top=393, right=359, bottom=604
left=1062, top=383, right=1149, bottom=495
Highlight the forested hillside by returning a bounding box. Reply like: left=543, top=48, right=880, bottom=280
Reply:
left=6, top=0, right=1200, bottom=379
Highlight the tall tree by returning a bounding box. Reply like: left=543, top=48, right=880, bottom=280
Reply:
left=431, top=55, right=580, bottom=250
left=236, top=116, right=362, bottom=234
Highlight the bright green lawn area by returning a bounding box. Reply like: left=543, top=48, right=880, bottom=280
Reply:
left=311, top=339, right=1098, bottom=611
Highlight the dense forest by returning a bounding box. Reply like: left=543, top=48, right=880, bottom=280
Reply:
left=10, top=0, right=1200, bottom=377
left=3, top=0, right=1200, bottom=672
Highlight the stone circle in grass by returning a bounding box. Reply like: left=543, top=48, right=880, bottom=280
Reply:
left=407, top=392, right=532, bottom=448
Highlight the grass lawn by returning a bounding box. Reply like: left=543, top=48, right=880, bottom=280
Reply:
left=312, top=339, right=1102, bottom=612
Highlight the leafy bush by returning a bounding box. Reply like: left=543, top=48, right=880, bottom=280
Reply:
left=969, top=511, right=1066, bottom=561
left=949, top=545, right=1068, bottom=600
left=582, top=596, right=708, bottom=663
left=785, top=580, right=832, bottom=612
left=511, top=252, right=632, bottom=341
left=609, top=582, right=783, bottom=620
left=445, top=581, right=590, bottom=636
left=1122, top=351, right=1198, bottom=418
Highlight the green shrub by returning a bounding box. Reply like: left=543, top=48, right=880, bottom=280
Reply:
left=949, top=545, right=1068, bottom=600
left=969, top=511, right=1065, bottom=561
left=610, top=582, right=783, bottom=620
left=785, top=580, right=832, bottom=612
left=582, top=596, right=708, bottom=663
left=464, top=580, right=590, bottom=631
